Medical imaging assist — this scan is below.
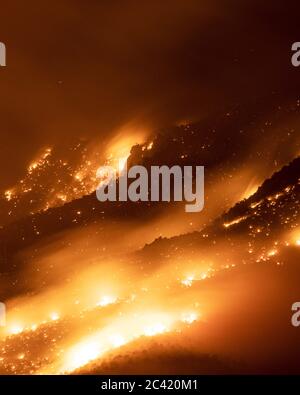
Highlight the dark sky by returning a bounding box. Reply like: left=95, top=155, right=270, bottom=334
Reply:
left=0, top=0, right=299, bottom=188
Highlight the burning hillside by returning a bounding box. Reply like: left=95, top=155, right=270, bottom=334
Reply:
left=0, top=153, right=299, bottom=374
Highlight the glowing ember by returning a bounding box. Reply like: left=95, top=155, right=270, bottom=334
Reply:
left=223, top=216, right=248, bottom=228
left=181, top=275, right=195, bottom=287
left=147, top=141, right=154, bottom=150
left=181, top=312, right=198, bottom=324
left=8, top=325, right=24, bottom=335
left=50, top=312, right=60, bottom=321
left=250, top=200, right=262, bottom=209
left=267, top=249, right=278, bottom=257
left=4, top=190, right=13, bottom=201
left=96, top=295, right=117, bottom=307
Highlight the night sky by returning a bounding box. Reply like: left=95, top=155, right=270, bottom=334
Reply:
left=0, top=1, right=299, bottom=188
